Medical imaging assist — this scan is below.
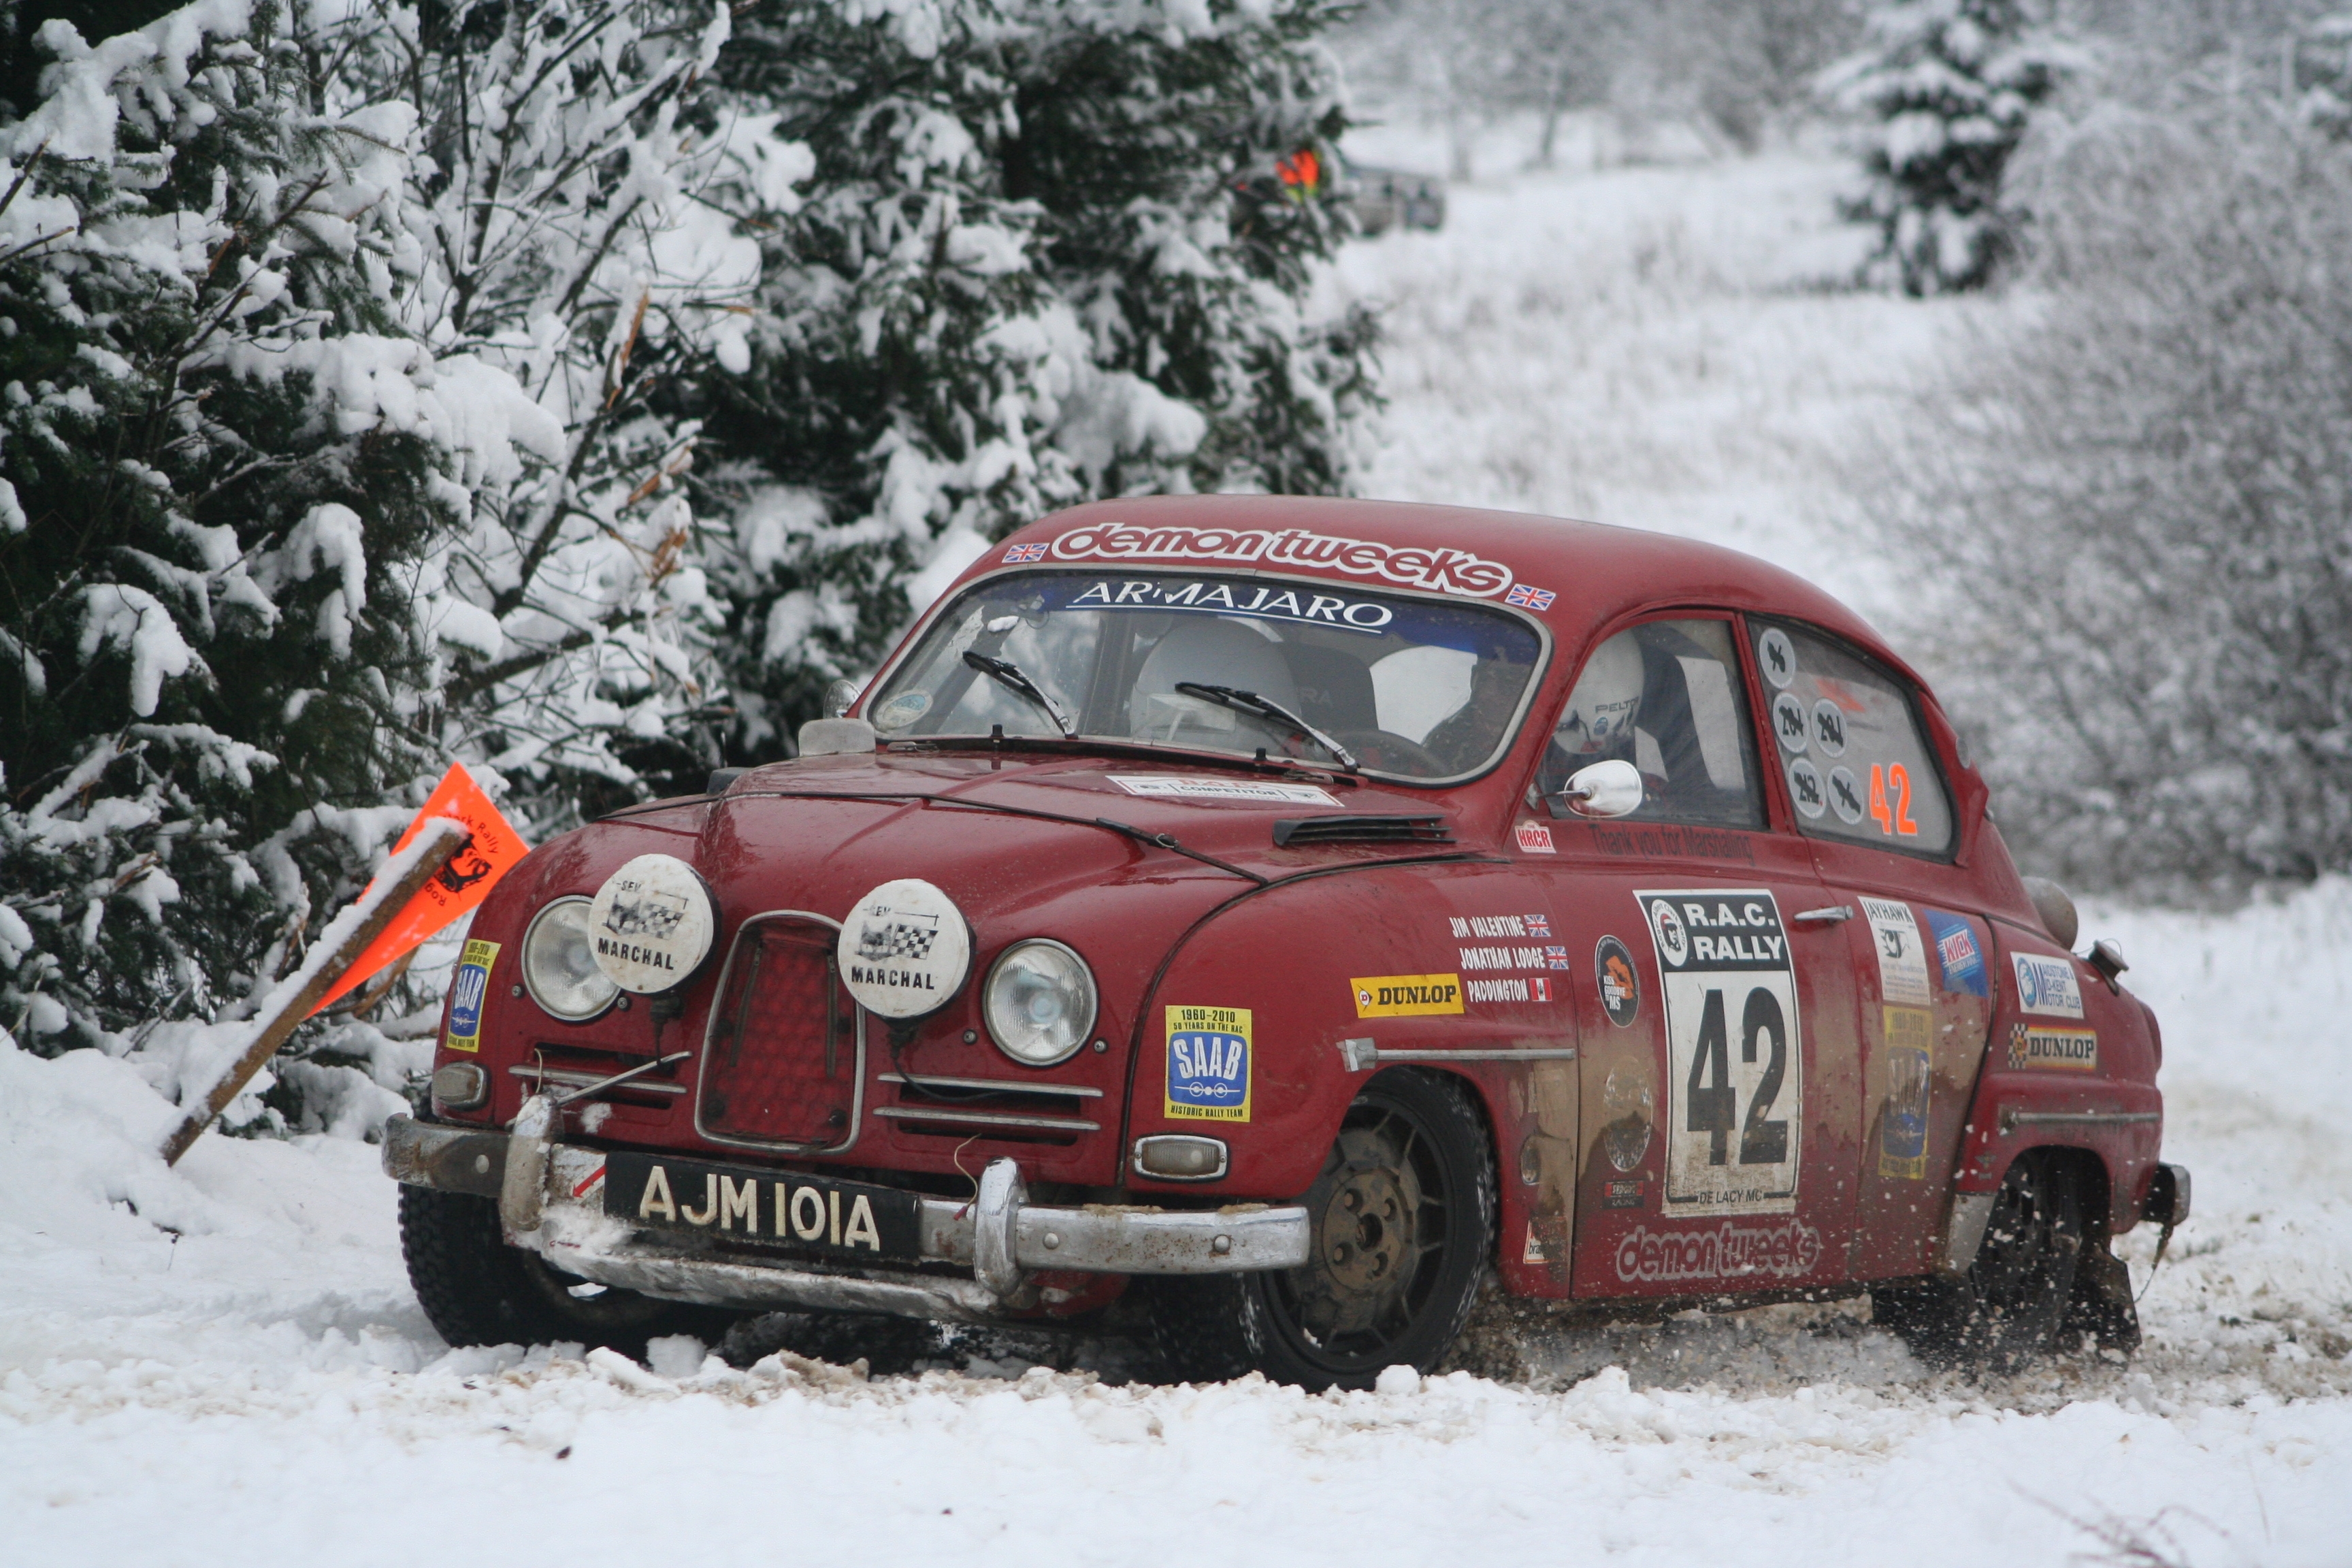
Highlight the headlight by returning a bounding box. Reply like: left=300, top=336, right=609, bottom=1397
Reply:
left=983, top=939, right=1096, bottom=1067
left=522, top=897, right=619, bottom=1021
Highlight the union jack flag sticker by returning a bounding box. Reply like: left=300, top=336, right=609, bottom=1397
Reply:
left=1524, top=913, right=1552, bottom=937
left=1003, top=542, right=1048, bottom=563
left=1544, top=945, right=1571, bottom=969
left=1503, top=583, right=1556, bottom=610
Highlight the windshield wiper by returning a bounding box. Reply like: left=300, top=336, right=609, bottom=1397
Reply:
left=962, top=650, right=1075, bottom=738
left=1174, top=683, right=1358, bottom=771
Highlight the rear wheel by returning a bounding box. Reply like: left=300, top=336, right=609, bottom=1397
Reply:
left=398, top=1185, right=730, bottom=1356
left=1874, top=1152, right=2086, bottom=1373
left=1145, top=1070, right=1496, bottom=1390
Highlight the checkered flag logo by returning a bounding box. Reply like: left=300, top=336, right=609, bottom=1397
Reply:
left=858, top=918, right=938, bottom=962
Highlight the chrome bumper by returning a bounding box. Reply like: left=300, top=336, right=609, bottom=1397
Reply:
left=382, top=1102, right=1311, bottom=1323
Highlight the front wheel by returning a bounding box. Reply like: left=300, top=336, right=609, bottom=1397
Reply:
left=399, top=1185, right=730, bottom=1356
left=1144, top=1069, right=1497, bottom=1391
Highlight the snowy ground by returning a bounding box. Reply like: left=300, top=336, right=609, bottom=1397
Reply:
left=9, top=153, right=2352, bottom=1568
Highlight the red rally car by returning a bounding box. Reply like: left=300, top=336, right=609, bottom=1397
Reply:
left=384, top=495, right=2191, bottom=1387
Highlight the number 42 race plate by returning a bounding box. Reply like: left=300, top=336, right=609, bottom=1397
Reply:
left=1638, top=890, right=1803, bottom=1216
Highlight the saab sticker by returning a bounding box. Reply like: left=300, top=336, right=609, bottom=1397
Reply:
left=2011, top=953, right=2085, bottom=1017
left=1353, top=974, right=1464, bottom=1017
left=1166, top=1006, right=1252, bottom=1122
left=2008, top=1024, right=2097, bottom=1073
left=445, top=938, right=499, bottom=1053
left=1925, top=909, right=1988, bottom=996
left=1861, top=898, right=1931, bottom=1008
left=1514, top=821, right=1556, bottom=854
left=1638, top=890, right=1803, bottom=1217
left=1878, top=1007, right=1932, bottom=1180
left=1596, top=935, right=1641, bottom=1027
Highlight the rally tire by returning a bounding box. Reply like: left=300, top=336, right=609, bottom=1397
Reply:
left=1144, top=1069, right=1497, bottom=1392
left=1874, top=1151, right=2087, bottom=1373
left=398, top=1185, right=729, bottom=1356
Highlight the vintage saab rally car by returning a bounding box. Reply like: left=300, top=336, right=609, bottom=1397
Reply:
left=385, top=495, right=2191, bottom=1386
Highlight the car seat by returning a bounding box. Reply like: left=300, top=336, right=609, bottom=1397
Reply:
left=1128, top=617, right=1303, bottom=744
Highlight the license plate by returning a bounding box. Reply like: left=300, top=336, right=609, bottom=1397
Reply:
left=603, top=1152, right=924, bottom=1262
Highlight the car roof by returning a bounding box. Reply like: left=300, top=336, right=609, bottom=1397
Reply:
left=979, top=495, right=1912, bottom=682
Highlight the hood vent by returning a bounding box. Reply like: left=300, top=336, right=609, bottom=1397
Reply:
left=1272, top=815, right=1453, bottom=848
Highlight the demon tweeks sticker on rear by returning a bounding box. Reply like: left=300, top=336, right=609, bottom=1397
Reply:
left=1638, top=891, right=1803, bottom=1217
left=1166, top=1006, right=1252, bottom=1122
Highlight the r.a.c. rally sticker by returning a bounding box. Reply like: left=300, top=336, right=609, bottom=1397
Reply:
left=444, top=938, right=498, bottom=1052
left=1165, top=1006, right=1252, bottom=1122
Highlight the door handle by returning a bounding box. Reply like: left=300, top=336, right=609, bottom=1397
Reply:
left=1791, top=905, right=1855, bottom=925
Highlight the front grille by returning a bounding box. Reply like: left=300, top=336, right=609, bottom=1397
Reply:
left=698, top=913, right=862, bottom=1150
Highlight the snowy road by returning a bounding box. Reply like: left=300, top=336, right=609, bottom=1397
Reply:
left=9, top=155, right=2352, bottom=1567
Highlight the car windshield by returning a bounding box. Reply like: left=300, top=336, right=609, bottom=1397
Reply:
left=864, top=570, right=1548, bottom=781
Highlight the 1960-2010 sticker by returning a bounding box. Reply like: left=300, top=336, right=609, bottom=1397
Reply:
left=1638, top=891, right=1804, bottom=1216
left=444, top=938, right=498, bottom=1053
left=1166, top=1005, right=1252, bottom=1122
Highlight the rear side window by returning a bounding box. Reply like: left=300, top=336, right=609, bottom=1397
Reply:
left=1540, top=618, right=1764, bottom=830
left=1750, top=619, right=1953, bottom=855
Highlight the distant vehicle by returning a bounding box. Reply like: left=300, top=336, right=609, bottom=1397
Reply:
left=1339, top=162, right=1446, bottom=235
left=385, top=495, right=2185, bottom=1387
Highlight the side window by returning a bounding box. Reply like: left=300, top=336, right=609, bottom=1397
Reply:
left=1750, top=619, right=1954, bottom=855
left=1540, top=619, right=1763, bottom=830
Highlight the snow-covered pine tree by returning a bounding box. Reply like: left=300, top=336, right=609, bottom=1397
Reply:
left=0, top=0, right=791, bottom=1137
left=1827, top=0, right=2080, bottom=294
left=692, top=0, right=1377, bottom=750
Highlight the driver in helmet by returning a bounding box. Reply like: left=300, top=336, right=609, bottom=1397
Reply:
left=1537, top=625, right=1744, bottom=822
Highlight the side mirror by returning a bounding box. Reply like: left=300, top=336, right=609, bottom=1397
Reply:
left=1557, top=758, right=1644, bottom=819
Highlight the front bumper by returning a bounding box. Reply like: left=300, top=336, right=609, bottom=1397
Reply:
left=382, top=1102, right=1311, bottom=1323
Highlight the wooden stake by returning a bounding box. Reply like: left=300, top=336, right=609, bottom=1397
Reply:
left=161, top=824, right=466, bottom=1166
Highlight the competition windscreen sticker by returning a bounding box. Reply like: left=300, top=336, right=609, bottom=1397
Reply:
left=1638, top=891, right=1803, bottom=1216
left=1165, top=1006, right=1252, bottom=1121
left=444, top=939, right=498, bottom=1053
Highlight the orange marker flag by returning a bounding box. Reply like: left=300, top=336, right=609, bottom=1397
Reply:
left=311, top=763, right=531, bottom=1015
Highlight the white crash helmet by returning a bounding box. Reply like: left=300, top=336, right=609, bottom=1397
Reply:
left=1555, top=634, right=1644, bottom=756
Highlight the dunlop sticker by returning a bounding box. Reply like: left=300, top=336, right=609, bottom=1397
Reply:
left=1166, top=1006, right=1252, bottom=1122
left=444, top=938, right=498, bottom=1054
left=2008, top=1023, right=2098, bottom=1073
left=1352, top=974, right=1465, bottom=1017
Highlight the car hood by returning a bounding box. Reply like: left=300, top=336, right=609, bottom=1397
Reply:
left=500, top=749, right=1473, bottom=951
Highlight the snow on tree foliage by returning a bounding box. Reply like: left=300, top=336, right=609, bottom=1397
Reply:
left=689, top=0, right=1375, bottom=750
left=0, top=0, right=789, bottom=1130
left=1871, top=105, right=2352, bottom=900
left=1826, top=0, right=2082, bottom=294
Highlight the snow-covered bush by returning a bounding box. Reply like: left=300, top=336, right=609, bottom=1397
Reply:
left=2295, top=14, right=2352, bottom=138
left=1827, top=0, right=2081, bottom=294
left=1869, top=105, right=2352, bottom=898
left=692, top=0, right=1375, bottom=748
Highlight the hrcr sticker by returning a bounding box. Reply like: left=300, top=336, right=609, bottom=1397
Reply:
left=1515, top=821, right=1556, bottom=854
left=2010, top=953, right=2085, bottom=1018
left=1595, top=936, right=1641, bottom=1028
left=1638, top=890, right=1803, bottom=1216
left=1353, top=974, right=1464, bottom=1017
left=1861, top=898, right=1932, bottom=1008
left=1165, top=1006, right=1252, bottom=1122
left=1878, top=1007, right=1932, bottom=1181
left=2008, top=1024, right=2097, bottom=1073
left=445, top=938, right=498, bottom=1053
left=1925, top=909, right=1989, bottom=996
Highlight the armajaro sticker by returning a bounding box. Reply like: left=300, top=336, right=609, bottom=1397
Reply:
left=445, top=938, right=498, bottom=1053
left=1639, top=890, right=1803, bottom=1216
left=1166, top=1006, right=1252, bottom=1122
